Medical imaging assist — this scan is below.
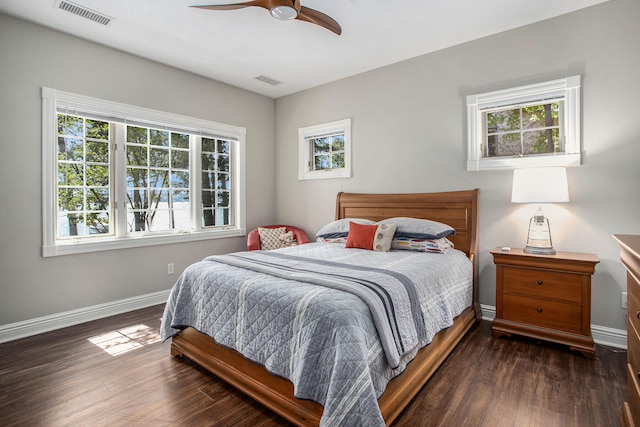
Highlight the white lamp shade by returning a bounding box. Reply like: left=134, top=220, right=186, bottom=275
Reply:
left=511, top=167, right=570, bottom=204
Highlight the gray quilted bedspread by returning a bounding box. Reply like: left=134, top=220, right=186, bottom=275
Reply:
left=161, top=243, right=472, bottom=427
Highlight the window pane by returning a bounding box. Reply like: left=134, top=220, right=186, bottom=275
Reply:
left=127, top=189, right=149, bottom=209
left=523, top=129, right=561, bottom=155
left=58, top=188, right=84, bottom=211
left=172, top=189, right=189, bottom=203
left=171, top=171, right=189, bottom=188
left=127, top=210, right=148, bottom=232
left=150, top=129, right=169, bottom=146
left=149, top=169, right=168, bottom=188
left=217, top=155, right=229, bottom=172
left=58, top=114, right=83, bottom=137
left=202, top=171, right=214, bottom=189
left=86, top=164, right=109, bottom=186
left=172, top=133, right=189, bottom=149
left=217, top=139, right=230, bottom=154
left=87, top=212, right=110, bottom=235
left=487, top=109, right=520, bottom=132
left=202, top=153, right=216, bottom=170
left=127, top=167, right=147, bottom=187
left=58, top=137, right=83, bottom=161
left=217, top=174, right=230, bottom=190
left=87, top=188, right=109, bottom=210
left=331, top=135, right=344, bottom=151
left=313, top=137, right=330, bottom=153
left=85, top=119, right=109, bottom=140
left=127, top=146, right=147, bottom=166
left=314, top=154, right=330, bottom=170
left=172, top=208, right=191, bottom=231
left=150, top=147, right=169, bottom=168
left=332, top=152, right=345, bottom=168
left=202, top=207, right=214, bottom=227
left=86, top=141, right=109, bottom=163
left=489, top=133, right=521, bottom=157
left=217, top=191, right=229, bottom=207
left=202, top=138, right=216, bottom=152
left=58, top=212, right=85, bottom=237
left=172, top=150, right=189, bottom=169
left=216, top=208, right=229, bottom=225
left=522, top=103, right=559, bottom=129
left=127, top=126, right=147, bottom=144
left=58, top=163, right=84, bottom=185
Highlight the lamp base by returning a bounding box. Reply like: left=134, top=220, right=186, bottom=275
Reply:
left=524, top=245, right=556, bottom=255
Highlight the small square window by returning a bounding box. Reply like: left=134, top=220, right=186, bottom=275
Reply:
left=298, top=118, right=351, bottom=180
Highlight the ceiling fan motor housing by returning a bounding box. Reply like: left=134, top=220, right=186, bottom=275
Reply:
left=269, top=0, right=301, bottom=20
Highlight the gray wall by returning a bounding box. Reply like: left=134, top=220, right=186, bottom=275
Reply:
left=0, top=13, right=276, bottom=325
left=274, top=0, right=640, bottom=331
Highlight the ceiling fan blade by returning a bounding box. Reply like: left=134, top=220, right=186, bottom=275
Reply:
left=297, top=6, right=341, bottom=35
left=191, top=1, right=269, bottom=11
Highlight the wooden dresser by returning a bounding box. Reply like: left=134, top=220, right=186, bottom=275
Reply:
left=614, top=235, right=640, bottom=427
left=491, top=247, right=599, bottom=358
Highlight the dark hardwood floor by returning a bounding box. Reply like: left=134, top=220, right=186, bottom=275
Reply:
left=0, top=304, right=626, bottom=426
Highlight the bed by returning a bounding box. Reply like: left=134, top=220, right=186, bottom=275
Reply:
left=161, top=189, right=480, bottom=426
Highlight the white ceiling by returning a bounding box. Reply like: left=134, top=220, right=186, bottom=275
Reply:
left=0, top=0, right=607, bottom=98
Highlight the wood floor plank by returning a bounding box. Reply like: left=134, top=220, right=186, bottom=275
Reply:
left=0, top=305, right=626, bottom=426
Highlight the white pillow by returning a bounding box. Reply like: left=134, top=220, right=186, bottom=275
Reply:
left=372, top=223, right=397, bottom=252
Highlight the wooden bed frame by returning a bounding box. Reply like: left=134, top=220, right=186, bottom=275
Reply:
left=171, top=189, right=481, bottom=426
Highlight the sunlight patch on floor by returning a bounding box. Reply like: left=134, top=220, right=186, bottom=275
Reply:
left=88, top=324, right=160, bottom=356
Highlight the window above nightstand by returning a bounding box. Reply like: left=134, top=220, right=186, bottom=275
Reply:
left=466, top=76, right=582, bottom=171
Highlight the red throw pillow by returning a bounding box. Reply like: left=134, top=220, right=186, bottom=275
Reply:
left=345, top=221, right=377, bottom=250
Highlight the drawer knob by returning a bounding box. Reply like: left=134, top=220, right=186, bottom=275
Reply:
left=537, top=280, right=543, bottom=286
left=636, top=311, right=640, bottom=320
left=637, top=372, right=640, bottom=381
left=537, top=307, right=543, bottom=313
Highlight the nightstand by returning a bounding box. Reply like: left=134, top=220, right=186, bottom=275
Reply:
left=491, top=247, right=599, bottom=358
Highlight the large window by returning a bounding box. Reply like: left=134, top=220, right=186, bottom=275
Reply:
left=466, top=76, right=581, bottom=171
left=298, top=118, right=351, bottom=180
left=43, top=88, right=246, bottom=257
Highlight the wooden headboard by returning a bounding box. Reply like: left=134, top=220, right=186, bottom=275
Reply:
left=335, top=189, right=480, bottom=259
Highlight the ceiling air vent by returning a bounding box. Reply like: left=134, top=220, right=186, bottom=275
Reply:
left=254, top=75, right=282, bottom=86
left=58, top=1, right=113, bottom=26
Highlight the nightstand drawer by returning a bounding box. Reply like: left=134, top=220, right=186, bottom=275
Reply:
left=503, top=267, right=582, bottom=303
left=503, top=294, right=582, bottom=333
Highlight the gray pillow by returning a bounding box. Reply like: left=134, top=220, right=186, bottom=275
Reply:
left=378, top=217, right=455, bottom=239
left=316, top=218, right=376, bottom=238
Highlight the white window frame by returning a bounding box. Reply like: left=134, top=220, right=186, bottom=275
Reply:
left=42, top=87, right=246, bottom=257
left=466, top=76, right=581, bottom=171
left=298, top=118, right=351, bottom=180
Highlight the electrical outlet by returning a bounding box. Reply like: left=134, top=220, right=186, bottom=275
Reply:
left=168, top=263, right=174, bottom=275
left=622, top=292, right=627, bottom=309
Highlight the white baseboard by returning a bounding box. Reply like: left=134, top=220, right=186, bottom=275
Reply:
left=480, top=304, right=627, bottom=350
left=0, top=289, right=171, bottom=344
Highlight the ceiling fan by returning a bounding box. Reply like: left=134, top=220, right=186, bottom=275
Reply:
left=191, top=0, right=342, bottom=35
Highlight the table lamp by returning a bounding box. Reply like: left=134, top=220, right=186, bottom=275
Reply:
left=511, top=167, right=570, bottom=255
